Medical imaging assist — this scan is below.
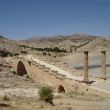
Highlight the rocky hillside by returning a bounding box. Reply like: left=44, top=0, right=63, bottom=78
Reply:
left=0, top=36, right=28, bottom=57
left=77, top=38, right=110, bottom=52
left=1, top=34, right=110, bottom=55
left=21, top=33, right=109, bottom=52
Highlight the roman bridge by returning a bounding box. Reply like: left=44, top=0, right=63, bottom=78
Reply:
left=10, top=52, right=110, bottom=94
left=11, top=55, right=79, bottom=93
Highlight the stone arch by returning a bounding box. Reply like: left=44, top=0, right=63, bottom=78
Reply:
left=58, top=85, right=65, bottom=93
left=17, top=61, right=27, bottom=76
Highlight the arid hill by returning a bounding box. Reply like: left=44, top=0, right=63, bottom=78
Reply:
left=20, top=33, right=110, bottom=52
left=1, top=33, right=110, bottom=55
left=1, top=34, right=110, bottom=110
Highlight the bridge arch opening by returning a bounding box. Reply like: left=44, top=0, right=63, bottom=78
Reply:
left=58, top=85, right=65, bottom=93
left=17, top=61, right=27, bottom=76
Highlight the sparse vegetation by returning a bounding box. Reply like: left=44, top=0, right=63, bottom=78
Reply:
left=11, top=70, right=16, bottom=74
left=0, top=51, right=13, bottom=57
left=28, top=61, right=31, bottom=65
left=0, top=36, right=7, bottom=39
left=3, top=95, right=9, bottom=101
left=21, top=50, right=28, bottom=54
left=13, top=53, right=19, bottom=56
left=39, top=87, right=54, bottom=104
left=18, top=45, right=66, bottom=53
left=0, top=103, right=10, bottom=107
left=0, top=50, right=19, bottom=57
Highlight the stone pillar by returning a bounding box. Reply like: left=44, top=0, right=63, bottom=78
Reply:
left=83, top=51, right=89, bottom=82
left=101, top=51, right=106, bottom=80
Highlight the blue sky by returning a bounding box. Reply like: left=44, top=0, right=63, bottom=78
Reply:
left=0, top=0, right=110, bottom=40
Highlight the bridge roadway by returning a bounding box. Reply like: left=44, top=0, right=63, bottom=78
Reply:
left=26, top=54, right=83, bottom=81
left=20, top=54, right=110, bottom=94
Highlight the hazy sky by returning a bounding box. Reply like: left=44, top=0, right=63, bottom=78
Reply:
left=0, top=0, right=110, bottom=40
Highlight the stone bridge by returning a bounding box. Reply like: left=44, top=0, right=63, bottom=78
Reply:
left=11, top=56, right=77, bottom=93
left=10, top=54, right=110, bottom=95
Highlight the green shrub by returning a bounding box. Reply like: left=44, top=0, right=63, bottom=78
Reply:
left=11, top=70, right=16, bottom=74
left=18, top=45, right=66, bottom=53
left=21, top=51, right=28, bottom=54
left=0, top=51, right=13, bottom=57
left=14, top=53, right=19, bottom=56
left=39, top=87, right=54, bottom=104
left=3, top=95, right=9, bottom=101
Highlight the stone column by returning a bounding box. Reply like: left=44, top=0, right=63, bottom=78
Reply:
left=101, top=51, right=106, bottom=80
left=83, top=51, right=89, bottom=82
